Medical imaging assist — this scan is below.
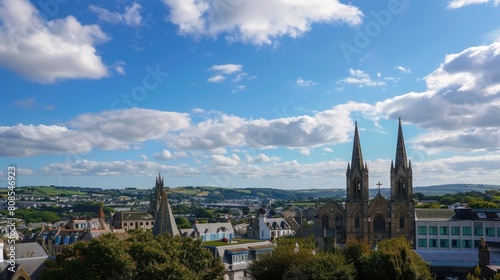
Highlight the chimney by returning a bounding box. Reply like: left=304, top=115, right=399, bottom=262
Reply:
left=478, top=237, right=490, bottom=266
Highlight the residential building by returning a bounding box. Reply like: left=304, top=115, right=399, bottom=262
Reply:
left=204, top=240, right=274, bottom=280
left=181, top=222, right=235, bottom=241
left=246, top=215, right=294, bottom=240
left=0, top=241, right=48, bottom=280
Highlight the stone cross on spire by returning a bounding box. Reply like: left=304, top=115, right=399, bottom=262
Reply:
left=376, top=181, right=382, bottom=194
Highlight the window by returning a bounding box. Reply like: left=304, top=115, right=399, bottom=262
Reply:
left=232, top=254, right=248, bottom=264
left=451, top=239, right=460, bottom=248
left=418, top=239, right=427, bottom=248
left=451, top=227, right=460, bottom=235
left=399, top=213, right=405, bottom=228
left=440, top=227, right=448, bottom=235
left=463, top=240, right=472, bottom=249
left=497, top=228, right=500, bottom=237
left=322, top=215, right=329, bottom=229
left=429, top=239, right=438, bottom=248
left=418, top=226, right=427, bottom=235
left=440, top=239, right=449, bottom=248
left=374, top=216, right=385, bottom=232
left=429, top=226, right=438, bottom=235
left=477, top=212, right=486, bottom=219
left=355, top=215, right=360, bottom=229
left=335, top=214, right=344, bottom=230
left=463, top=227, right=472, bottom=236
left=486, top=228, right=495, bottom=236
left=474, top=227, right=483, bottom=236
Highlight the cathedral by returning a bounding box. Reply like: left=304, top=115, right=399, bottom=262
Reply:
left=316, top=118, right=415, bottom=245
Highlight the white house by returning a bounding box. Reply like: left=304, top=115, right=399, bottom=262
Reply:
left=257, top=216, right=294, bottom=240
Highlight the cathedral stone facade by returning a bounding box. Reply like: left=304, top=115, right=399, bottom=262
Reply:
left=316, top=119, right=415, bottom=245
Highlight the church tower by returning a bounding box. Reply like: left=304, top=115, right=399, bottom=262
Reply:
left=151, top=174, right=180, bottom=237
left=345, top=122, right=370, bottom=242
left=390, top=118, right=415, bottom=241
left=150, top=174, right=164, bottom=214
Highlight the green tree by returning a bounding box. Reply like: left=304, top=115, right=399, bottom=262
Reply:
left=248, top=242, right=315, bottom=280
left=175, top=216, right=192, bottom=229
left=195, top=208, right=215, bottom=220
left=342, top=240, right=371, bottom=280
left=285, top=253, right=355, bottom=280
left=469, top=199, right=498, bottom=209
left=40, top=230, right=224, bottom=280
left=361, top=238, right=434, bottom=280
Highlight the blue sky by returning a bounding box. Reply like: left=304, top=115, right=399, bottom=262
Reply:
left=1, top=0, right=500, bottom=189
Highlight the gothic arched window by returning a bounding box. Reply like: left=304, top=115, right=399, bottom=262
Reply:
left=335, top=214, right=344, bottom=230
left=399, top=213, right=405, bottom=228
left=353, top=179, right=361, bottom=199
left=374, top=216, right=385, bottom=232
left=322, top=215, right=329, bottom=229
left=398, top=179, right=407, bottom=199
left=355, top=214, right=360, bottom=229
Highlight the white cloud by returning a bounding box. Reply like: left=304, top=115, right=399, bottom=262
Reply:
left=296, top=77, right=317, bottom=87
left=395, top=65, right=412, bottom=74
left=413, top=155, right=500, bottom=185
left=154, top=149, right=188, bottom=160
left=338, top=69, right=386, bottom=87
left=0, top=0, right=109, bottom=83
left=89, top=3, right=143, bottom=27
left=323, top=147, right=333, bottom=152
left=207, top=64, right=244, bottom=84
left=162, top=0, right=363, bottom=45
left=14, top=98, right=37, bottom=109
left=70, top=108, right=190, bottom=144
left=0, top=124, right=93, bottom=157
left=207, top=74, right=226, bottom=83
left=207, top=64, right=252, bottom=92
left=376, top=41, right=500, bottom=152
left=211, top=154, right=241, bottom=166
left=170, top=102, right=373, bottom=150
left=231, top=85, right=246, bottom=93
left=113, top=61, right=126, bottom=75
left=447, top=0, right=499, bottom=9
left=245, top=153, right=280, bottom=163
left=209, top=64, right=242, bottom=74
left=0, top=108, right=191, bottom=157
left=40, top=159, right=200, bottom=177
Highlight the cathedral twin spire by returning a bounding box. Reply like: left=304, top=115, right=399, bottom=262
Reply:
left=347, top=119, right=411, bottom=200
left=394, top=118, right=410, bottom=171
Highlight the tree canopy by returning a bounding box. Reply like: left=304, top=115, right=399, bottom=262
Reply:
left=40, top=230, right=225, bottom=280
left=248, top=237, right=434, bottom=280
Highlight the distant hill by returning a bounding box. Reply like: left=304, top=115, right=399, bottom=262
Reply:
left=15, top=184, right=500, bottom=202
left=413, top=184, right=500, bottom=196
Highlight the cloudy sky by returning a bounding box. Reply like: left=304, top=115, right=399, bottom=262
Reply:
left=1, top=0, right=500, bottom=190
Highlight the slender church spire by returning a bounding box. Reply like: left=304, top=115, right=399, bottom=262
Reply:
left=351, top=122, right=364, bottom=171
left=395, top=118, right=408, bottom=169
left=152, top=189, right=180, bottom=236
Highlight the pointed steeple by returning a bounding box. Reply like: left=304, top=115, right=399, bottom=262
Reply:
left=97, top=203, right=105, bottom=220
left=351, top=122, right=364, bottom=171
left=395, top=118, right=408, bottom=170
left=152, top=189, right=180, bottom=236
